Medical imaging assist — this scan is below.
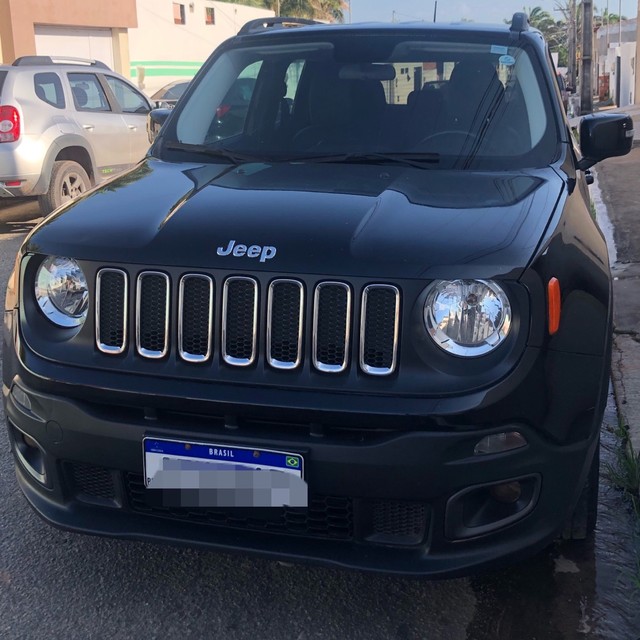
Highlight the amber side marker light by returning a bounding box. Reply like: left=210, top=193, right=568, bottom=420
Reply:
left=547, top=277, right=561, bottom=335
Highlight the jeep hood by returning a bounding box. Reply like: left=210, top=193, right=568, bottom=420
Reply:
left=27, top=158, right=565, bottom=279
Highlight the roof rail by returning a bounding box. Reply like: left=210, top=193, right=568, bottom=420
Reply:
left=238, top=16, right=319, bottom=36
left=510, top=12, right=530, bottom=36
left=12, top=55, right=110, bottom=69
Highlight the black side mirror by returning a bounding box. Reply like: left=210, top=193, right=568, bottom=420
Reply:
left=577, top=113, right=634, bottom=170
left=147, top=108, right=172, bottom=144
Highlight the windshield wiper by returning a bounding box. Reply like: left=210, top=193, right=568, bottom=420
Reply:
left=164, top=142, right=263, bottom=164
left=289, top=152, right=440, bottom=169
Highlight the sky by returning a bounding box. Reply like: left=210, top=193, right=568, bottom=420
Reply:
left=348, top=0, right=638, bottom=26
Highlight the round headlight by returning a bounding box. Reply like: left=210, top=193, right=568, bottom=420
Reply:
left=424, top=279, right=511, bottom=357
left=35, top=256, right=89, bottom=328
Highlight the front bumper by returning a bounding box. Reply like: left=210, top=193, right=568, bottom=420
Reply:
left=4, top=372, right=599, bottom=577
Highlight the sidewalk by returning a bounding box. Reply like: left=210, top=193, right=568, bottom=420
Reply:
left=593, top=140, right=640, bottom=454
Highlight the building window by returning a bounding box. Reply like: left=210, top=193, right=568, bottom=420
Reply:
left=205, top=7, right=215, bottom=25
left=173, top=3, right=185, bottom=25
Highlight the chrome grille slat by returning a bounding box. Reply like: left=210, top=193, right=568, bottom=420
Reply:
left=136, top=272, right=170, bottom=359
left=267, top=279, right=304, bottom=369
left=312, top=282, right=351, bottom=373
left=179, top=275, right=213, bottom=362
left=97, top=270, right=400, bottom=376
left=360, top=285, right=400, bottom=376
left=222, top=276, right=258, bottom=366
left=96, top=268, right=127, bottom=354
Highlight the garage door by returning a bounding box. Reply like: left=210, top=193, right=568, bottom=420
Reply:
left=35, top=25, right=115, bottom=70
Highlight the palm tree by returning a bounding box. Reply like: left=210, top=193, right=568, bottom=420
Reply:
left=524, top=5, right=557, bottom=31
left=507, top=7, right=568, bottom=63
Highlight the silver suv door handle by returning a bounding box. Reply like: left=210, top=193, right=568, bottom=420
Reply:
left=82, top=124, right=94, bottom=130
left=128, top=125, right=137, bottom=130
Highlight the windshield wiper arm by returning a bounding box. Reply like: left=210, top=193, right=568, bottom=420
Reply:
left=164, top=142, right=262, bottom=164
left=290, top=152, right=440, bottom=169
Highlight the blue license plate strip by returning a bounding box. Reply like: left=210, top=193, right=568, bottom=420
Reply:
left=143, top=437, right=304, bottom=488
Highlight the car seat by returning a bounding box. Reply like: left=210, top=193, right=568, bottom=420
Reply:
left=72, top=86, right=89, bottom=109
left=292, top=69, right=386, bottom=152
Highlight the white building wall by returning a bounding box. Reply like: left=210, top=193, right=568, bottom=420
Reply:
left=602, top=42, right=637, bottom=107
left=621, top=41, right=636, bottom=106
left=129, top=0, right=273, bottom=96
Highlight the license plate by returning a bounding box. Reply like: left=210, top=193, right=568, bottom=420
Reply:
left=143, top=437, right=307, bottom=507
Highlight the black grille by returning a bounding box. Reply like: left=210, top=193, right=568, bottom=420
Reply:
left=96, top=269, right=126, bottom=353
left=369, top=501, right=427, bottom=546
left=137, top=273, right=169, bottom=357
left=223, top=277, right=257, bottom=364
left=126, top=474, right=353, bottom=540
left=179, top=275, right=213, bottom=361
left=314, top=283, right=350, bottom=371
left=268, top=280, right=303, bottom=368
left=96, top=269, right=402, bottom=376
left=68, top=462, right=116, bottom=500
left=361, top=285, right=399, bottom=374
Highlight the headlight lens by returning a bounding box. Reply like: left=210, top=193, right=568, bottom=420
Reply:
left=424, top=279, right=511, bottom=357
left=35, top=256, right=89, bottom=327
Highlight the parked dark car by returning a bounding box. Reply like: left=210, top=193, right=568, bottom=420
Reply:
left=3, top=14, right=633, bottom=577
left=149, top=79, right=190, bottom=108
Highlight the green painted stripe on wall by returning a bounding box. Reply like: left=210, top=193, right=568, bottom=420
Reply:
left=130, top=68, right=199, bottom=77
left=130, top=60, right=202, bottom=67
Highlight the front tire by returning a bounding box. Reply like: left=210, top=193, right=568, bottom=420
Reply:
left=38, top=160, right=91, bottom=215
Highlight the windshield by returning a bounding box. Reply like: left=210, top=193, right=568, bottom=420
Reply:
left=169, top=31, right=559, bottom=170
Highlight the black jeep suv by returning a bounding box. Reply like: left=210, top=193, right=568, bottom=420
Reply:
left=3, top=14, right=633, bottom=576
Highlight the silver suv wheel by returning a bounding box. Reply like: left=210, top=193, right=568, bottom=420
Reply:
left=38, top=160, right=91, bottom=214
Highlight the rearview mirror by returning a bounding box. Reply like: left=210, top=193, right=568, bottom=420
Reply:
left=339, top=63, right=396, bottom=81
left=578, top=113, right=634, bottom=170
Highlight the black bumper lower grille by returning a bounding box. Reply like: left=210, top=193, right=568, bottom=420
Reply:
left=62, top=464, right=428, bottom=547
left=66, top=461, right=118, bottom=506
left=125, top=473, right=354, bottom=541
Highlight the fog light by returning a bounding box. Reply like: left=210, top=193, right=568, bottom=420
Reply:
left=10, top=385, right=32, bottom=413
left=474, top=431, right=527, bottom=455
left=490, top=481, right=522, bottom=504
left=10, top=424, right=47, bottom=486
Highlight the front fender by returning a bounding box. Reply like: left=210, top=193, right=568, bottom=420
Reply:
left=32, top=134, right=97, bottom=195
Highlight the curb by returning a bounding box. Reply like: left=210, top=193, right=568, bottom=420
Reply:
left=592, top=167, right=640, bottom=457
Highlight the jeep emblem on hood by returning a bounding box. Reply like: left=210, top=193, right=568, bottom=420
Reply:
left=216, top=240, right=276, bottom=262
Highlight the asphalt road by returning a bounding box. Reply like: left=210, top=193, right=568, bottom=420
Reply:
left=0, top=198, right=638, bottom=640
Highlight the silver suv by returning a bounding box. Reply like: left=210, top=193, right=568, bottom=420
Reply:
left=0, top=56, right=152, bottom=214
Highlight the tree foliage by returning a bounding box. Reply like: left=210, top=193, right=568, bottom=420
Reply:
left=507, top=4, right=628, bottom=69
left=507, top=6, right=568, bottom=65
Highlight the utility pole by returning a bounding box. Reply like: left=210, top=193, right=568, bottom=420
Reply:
left=581, top=0, right=593, bottom=113
left=618, top=0, right=622, bottom=47
left=636, top=0, right=640, bottom=103
left=433, top=1, right=438, bottom=22
left=568, top=0, right=577, bottom=91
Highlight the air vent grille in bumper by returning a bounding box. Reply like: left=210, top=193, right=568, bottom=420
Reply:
left=126, top=473, right=353, bottom=540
